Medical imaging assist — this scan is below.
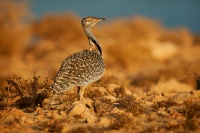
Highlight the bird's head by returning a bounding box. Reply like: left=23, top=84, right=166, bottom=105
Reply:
left=82, top=16, right=105, bottom=28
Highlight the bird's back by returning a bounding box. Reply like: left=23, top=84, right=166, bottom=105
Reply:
left=53, top=50, right=105, bottom=93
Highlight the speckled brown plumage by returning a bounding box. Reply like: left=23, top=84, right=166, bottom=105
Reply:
left=53, top=49, right=105, bottom=93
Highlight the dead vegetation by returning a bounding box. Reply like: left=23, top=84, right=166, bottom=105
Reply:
left=109, top=113, right=134, bottom=130
left=118, top=95, right=143, bottom=115
left=3, top=75, right=53, bottom=109
left=152, top=98, right=178, bottom=110
left=180, top=100, right=200, bottom=132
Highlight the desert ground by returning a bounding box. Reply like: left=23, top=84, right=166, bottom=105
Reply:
left=0, top=1, right=200, bottom=133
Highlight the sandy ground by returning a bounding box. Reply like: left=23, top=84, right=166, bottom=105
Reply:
left=0, top=76, right=200, bottom=133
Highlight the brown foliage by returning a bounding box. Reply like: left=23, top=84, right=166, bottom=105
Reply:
left=0, top=1, right=30, bottom=56
left=152, top=98, right=178, bottom=110
left=181, top=100, right=200, bottom=120
left=109, top=113, right=134, bottom=130
left=118, top=95, right=143, bottom=115
left=32, top=14, right=83, bottom=42
left=94, top=98, right=113, bottom=117
left=4, top=75, right=53, bottom=108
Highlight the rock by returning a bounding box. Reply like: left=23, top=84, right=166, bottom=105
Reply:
left=104, top=95, right=118, bottom=102
left=99, top=117, right=111, bottom=127
left=168, top=106, right=183, bottom=119
left=167, top=119, right=178, bottom=127
left=170, top=93, right=189, bottom=104
left=92, top=87, right=108, bottom=96
left=51, top=110, right=64, bottom=120
left=148, top=112, right=159, bottom=120
left=110, top=107, right=125, bottom=114
left=0, top=108, right=29, bottom=124
left=157, top=110, right=170, bottom=117
left=143, top=94, right=155, bottom=102
left=124, top=88, right=132, bottom=95
left=36, top=107, right=44, bottom=115
left=106, top=83, right=132, bottom=97
left=35, top=115, right=44, bottom=120
left=68, top=101, right=91, bottom=119
left=85, top=98, right=94, bottom=108
left=43, top=98, right=50, bottom=104
left=107, top=83, right=121, bottom=94
left=152, top=94, right=168, bottom=102
left=86, top=115, right=97, bottom=123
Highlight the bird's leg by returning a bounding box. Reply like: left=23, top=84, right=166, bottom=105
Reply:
left=79, top=86, right=87, bottom=103
left=79, top=86, right=91, bottom=108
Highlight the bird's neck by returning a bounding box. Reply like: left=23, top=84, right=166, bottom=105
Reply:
left=83, top=27, right=102, bottom=55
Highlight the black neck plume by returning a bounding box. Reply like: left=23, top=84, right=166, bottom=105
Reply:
left=91, top=38, right=102, bottom=55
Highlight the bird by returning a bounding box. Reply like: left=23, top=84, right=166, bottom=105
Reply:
left=50, top=16, right=105, bottom=106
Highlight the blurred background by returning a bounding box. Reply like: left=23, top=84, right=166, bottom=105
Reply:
left=0, top=0, right=200, bottom=95
left=31, top=0, right=200, bottom=33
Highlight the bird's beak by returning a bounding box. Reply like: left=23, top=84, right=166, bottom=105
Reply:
left=97, top=18, right=105, bottom=22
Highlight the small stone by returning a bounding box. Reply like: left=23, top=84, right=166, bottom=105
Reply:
left=51, top=111, right=63, bottom=119
left=68, top=101, right=91, bottom=119
left=110, top=107, right=125, bottom=114
left=36, top=115, right=44, bottom=120
left=36, top=107, right=44, bottom=115
left=86, top=115, right=97, bottom=123
left=104, top=95, right=118, bottom=102
left=99, top=117, right=111, bottom=127
left=85, top=98, right=94, bottom=108
left=106, top=83, right=120, bottom=94
left=167, top=119, right=178, bottom=127
left=124, top=88, right=132, bottom=95
left=157, top=110, right=169, bottom=117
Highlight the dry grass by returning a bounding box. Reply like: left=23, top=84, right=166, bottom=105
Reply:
left=109, top=113, right=134, bottom=130
left=3, top=74, right=53, bottom=109
left=118, top=95, right=143, bottom=115
left=94, top=97, right=113, bottom=117
left=180, top=100, right=200, bottom=132
left=152, top=98, right=178, bottom=110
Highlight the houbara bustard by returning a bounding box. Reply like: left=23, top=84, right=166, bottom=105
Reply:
left=50, top=16, right=105, bottom=107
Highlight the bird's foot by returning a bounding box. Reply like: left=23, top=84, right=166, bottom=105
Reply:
left=79, top=96, right=91, bottom=108
left=78, top=86, right=91, bottom=108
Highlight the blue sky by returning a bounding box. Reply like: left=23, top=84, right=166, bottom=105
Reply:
left=30, top=0, right=200, bottom=33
